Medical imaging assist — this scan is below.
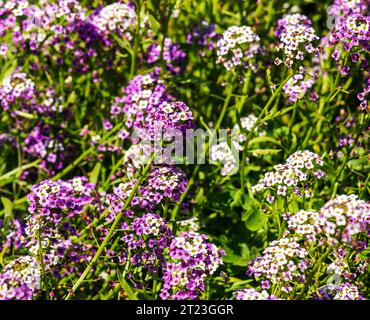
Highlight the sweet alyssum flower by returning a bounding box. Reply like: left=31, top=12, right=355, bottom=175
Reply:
left=210, top=114, right=264, bottom=176
left=318, top=194, right=370, bottom=249
left=283, top=73, right=315, bottom=103
left=329, top=0, right=369, bottom=17
left=0, top=256, right=41, bottom=300
left=216, top=25, right=261, bottom=72
left=146, top=38, right=186, bottom=74
left=178, top=217, right=201, bottom=232
left=314, top=283, right=364, bottom=300
left=0, top=71, right=66, bottom=121
left=274, top=14, right=320, bottom=68
left=144, top=101, right=195, bottom=140
left=246, top=237, right=310, bottom=293
left=283, top=210, right=322, bottom=242
left=109, top=166, right=189, bottom=211
left=89, top=2, right=137, bottom=41
left=160, top=231, right=224, bottom=300
left=0, top=71, right=37, bottom=116
left=234, top=288, right=279, bottom=300
left=121, top=213, right=173, bottom=273
left=252, top=150, right=326, bottom=203
left=328, top=14, right=370, bottom=61
left=210, top=142, right=239, bottom=176
left=110, top=69, right=172, bottom=131
left=25, top=177, right=100, bottom=278
left=284, top=194, right=370, bottom=249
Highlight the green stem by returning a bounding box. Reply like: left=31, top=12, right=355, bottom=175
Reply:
left=0, top=159, right=41, bottom=182
left=37, top=230, right=50, bottom=300
left=64, top=158, right=153, bottom=300
left=239, top=73, right=291, bottom=192
left=129, top=2, right=141, bottom=79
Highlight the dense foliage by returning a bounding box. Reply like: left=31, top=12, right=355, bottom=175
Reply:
left=0, top=0, right=369, bottom=300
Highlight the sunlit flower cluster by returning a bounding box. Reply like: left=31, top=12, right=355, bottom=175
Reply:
left=121, top=213, right=173, bottom=272
left=146, top=38, right=186, bottom=74
left=216, top=25, right=261, bottom=71
left=110, top=69, right=171, bottom=131
left=252, top=150, right=326, bottom=203
left=234, top=288, right=279, bottom=300
left=109, top=166, right=188, bottom=211
left=0, top=256, right=41, bottom=300
left=160, top=231, right=224, bottom=300
left=25, top=177, right=99, bottom=277
left=283, top=73, right=315, bottom=103
left=247, top=237, right=310, bottom=293
left=211, top=114, right=264, bottom=176
left=330, top=14, right=370, bottom=52
left=314, top=283, right=364, bottom=300
left=0, top=71, right=37, bottom=116
left=89, top=2, right=137, bottom=41
left=318, top=194, right=370, bottom=249
left=329, top=0, right=369, bottom=17
left=275, top=14, right=320, bottom=68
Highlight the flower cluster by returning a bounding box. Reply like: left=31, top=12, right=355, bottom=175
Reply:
left=123, top=143, right=153, bottom=176
left=23, top=123, right=68, bottom=176
left=275, top=14, right=320, bottom=68
left=252, top=150, right=326, bottom=203
left=283, top=210, right=322, bottom=242
left=330, top=14, right=370, bottom=52
left=144, top=101, right=195, bottom=139
left=234, top=288, right=279, bottom=300
left=314, top=283, right=364, bottom=300
left=121, top=214, right=173, bottom=272
left=109, top=166, right=189, bottom=211
left=283, top=73, right=315, bottom=103
left=160, top=231, right=224, bottom=300
left=284, top=195, right=370, bottom=250
left=210, top=142, right=238, bottom=176
left=0, top=218, right=24, bottom=254
left=211, top=114, right=264, bottom=176
left=146, top=38, right=186, bottom=74
left=329, top=0, right=369, bottom=17
left=25, top=177, right=99, bottom=277
left=318, top=194, right=370, bottom=249
left=186, top=20, right=218, bottom=53
left=178, top=217, right=201, bottom=232
left=247, top=237, right=310, bottom=293
left=89, top=2, right=137, bottom=41
left=216, top=25, right=261, bottom=72
left=275, top=14, right=314, bottom=37
left=110, top=69, right=171, bottom=130
left=0, top=71, right=37, bottom=116
left=0, top=256, right=41, bottom=300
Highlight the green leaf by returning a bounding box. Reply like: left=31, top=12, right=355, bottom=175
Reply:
left=1, top=197, right=13, bottom=219
left=247, top=148, right=281, bottom=155
left=67, top=91, right=77, bottom=104
left=117, top=270, right=138, bottom=300
left=248, top=136, right=280, bottom=146
left=221, top=247, right=250, bottom=266
left=347, top=157, right=370, bottom=172
left=242, top=196, right=263, bottom=231
left=111, top=33, right=133, bottom=55
left=90, top=162, right=102, bottom=184
left=195, top=187, right=206, bottom=204
left=245, top=208, right=263, bottom=231
left=230, top=189, right=242, bottom=208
